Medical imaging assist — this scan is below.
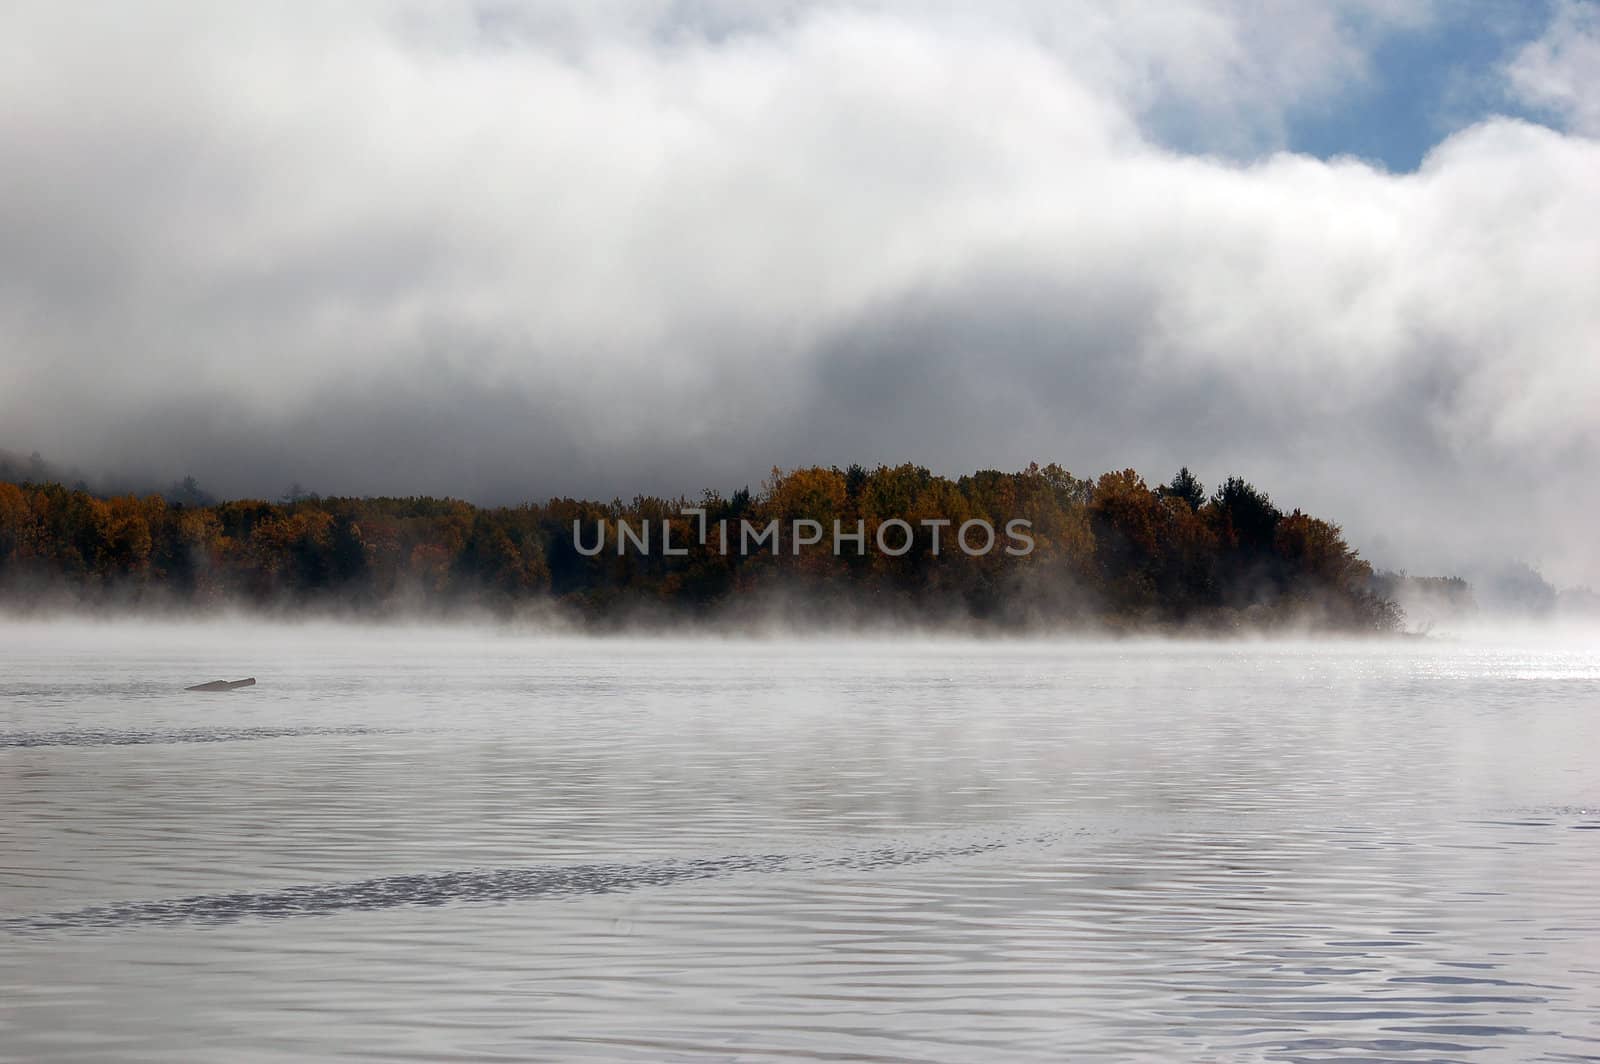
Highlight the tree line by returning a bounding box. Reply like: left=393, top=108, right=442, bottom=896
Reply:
left=0, top=463, right=1405, bottom=630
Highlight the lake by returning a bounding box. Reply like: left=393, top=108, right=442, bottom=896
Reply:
left=2, top=621, right=1597, bottom=1062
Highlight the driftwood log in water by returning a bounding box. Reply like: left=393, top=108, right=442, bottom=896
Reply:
left=184, top=678, right=257, bottom=692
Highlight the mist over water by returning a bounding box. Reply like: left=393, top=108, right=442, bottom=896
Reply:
left=1, top=621, right=1597, bottom=1061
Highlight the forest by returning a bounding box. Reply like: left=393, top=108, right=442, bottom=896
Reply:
left=0, top=463, right=1409, bottom=631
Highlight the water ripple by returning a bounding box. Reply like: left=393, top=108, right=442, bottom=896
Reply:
left=5, top=835, right=1031, bottom=933
left=0, top=726, right=395, bottom=748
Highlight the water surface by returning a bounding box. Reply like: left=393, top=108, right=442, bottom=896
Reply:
left=2, top=623, right=1597, bottom=1062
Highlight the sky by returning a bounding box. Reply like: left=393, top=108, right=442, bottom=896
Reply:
left=1, top=1, right=1597, bottom=584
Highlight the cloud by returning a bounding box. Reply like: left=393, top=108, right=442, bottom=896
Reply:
left=1, top=1, right=1597, bottom=583
left=1507, top=0, right=1600, bottom=135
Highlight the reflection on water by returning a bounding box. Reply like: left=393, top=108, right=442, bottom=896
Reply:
left=1, top=624, right=1598, bottom=1063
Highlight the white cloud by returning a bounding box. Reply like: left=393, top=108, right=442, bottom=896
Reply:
left=1, top=0, right=1597, bottom=584
left=1508, top=0, right=1600, bottom=135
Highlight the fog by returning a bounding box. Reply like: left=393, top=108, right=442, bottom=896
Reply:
left=2, top=2, right=1597, bottom=584
left=6, top=599, right=1600, bottom=652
